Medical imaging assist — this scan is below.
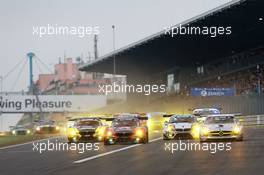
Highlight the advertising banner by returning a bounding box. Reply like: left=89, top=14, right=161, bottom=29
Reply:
left=0, top=95, right=106, bottom=113
left=190, top=88, right=235, bottom=97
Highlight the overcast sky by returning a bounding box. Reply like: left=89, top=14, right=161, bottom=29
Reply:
left=0, top=0, right=232, bottom=92
left=0, top=0, right=233, bottom=130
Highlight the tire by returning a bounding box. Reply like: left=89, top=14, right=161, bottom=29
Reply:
left=236, top=135, right=243, bottom=142
left=68, top=138, right=73, bottom=143
left=104, top=139, right=110, bottom=145
left=142, top=135, right=149, bottom=144
left=163, top=134, right=170, bottom=140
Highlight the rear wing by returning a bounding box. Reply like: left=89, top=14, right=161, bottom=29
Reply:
left=189, top=107, right=223, bottom=111
left=230, top=113, right=242, bottom=117
left=101, top=117, right=115, bottom=121
left=102, top=116, right=148, bottom=121
left=137, top=116, right=148, bottom=120
left=163, top=114, right=174, bottom=118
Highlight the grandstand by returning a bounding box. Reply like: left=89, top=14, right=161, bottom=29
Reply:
left=80, top=0, right=264, bottom=115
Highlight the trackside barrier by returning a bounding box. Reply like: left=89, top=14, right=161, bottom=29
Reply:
left=238, top=115, right=264, bottom=126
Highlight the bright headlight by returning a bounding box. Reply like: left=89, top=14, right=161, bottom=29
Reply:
left=191, top=125, right=200, bottom=139
left=12, top=130, right=16, bottom=135
left=135, top=129, right=144, bottom=137
left=106, top=130, right=113, bottom=137
left=202, top=127, right=209, bottom=135
left=167, top=124, right=175, bottom=132
left=36, top=127, right=40, bottom=131
left=98, top=127, right=105, bottom=136
left=56, top=126, right=60, bottom=130
left=147, top=121, right=152, bottom=128
left=192, top=125, right=200, bottom=133
left=233, top=126, right=241, bottom=134
left=69, top=128, right=79, bottom=136
left=27, top=130, right=31, bottom=134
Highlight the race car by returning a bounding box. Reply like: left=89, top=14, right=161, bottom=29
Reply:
left=104, top=114, right=149, bottom=145
left=146, top=112, right=166, bottom=131
left=163, top=114, right=197, bottom=140
left=67, top=117, right=107, bottom=143
left=34, top=120, right=60, bottom=134
left=10, top=125, right=31, bottom=135
left=192, top=108, right=221, bottom=122
left=199, top=114, right=243, bottom=142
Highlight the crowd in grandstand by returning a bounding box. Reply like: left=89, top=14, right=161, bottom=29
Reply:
left=187, top=47, right=264, bottom=96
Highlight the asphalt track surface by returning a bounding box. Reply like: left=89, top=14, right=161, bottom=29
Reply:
left=0, top=128, right=264, bottom=175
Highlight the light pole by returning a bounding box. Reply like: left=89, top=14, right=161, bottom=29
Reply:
left=0, top=76, right=2, bottom=132
left=0, top=75, right=3, bottom=93
left=112, top=25, right=116, bottom=79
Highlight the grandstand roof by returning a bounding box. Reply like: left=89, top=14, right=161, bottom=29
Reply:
left=80, top=0, right=264, bottom=76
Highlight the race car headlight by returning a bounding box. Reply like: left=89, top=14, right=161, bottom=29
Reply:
left=98, top=127, right=106, bottom=136
left=191, top=125, right=200, bottom=139
left=233, top=126, right=241, bottom=134
left=167, top=124, right=175, bottom=132
left=12, top=130, right=16, bottom=135
left=201, top=127, right=209, bottom=135
left=147, top=121, right=152, bottom=128
left=69, top=128, right=79, bottom=136
left=106, top=130, right=113, bottom=137
left=55, top=126, right=60, bottom=130
left=27, top=130, right=31, bottom=134
left=135, top=128, right=144, bottom=137
left=36, top=126, right=41, bottom=131
left=192, top=125, right=200, bottom=133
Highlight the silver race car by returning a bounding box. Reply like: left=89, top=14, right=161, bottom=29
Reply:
left=192, top=108, right=221, bottom=122
left=199, top=114, right=243, bottom=142
left=163, top=114, right=196, bottom=140
left=10, top=125, right=31, bottom=135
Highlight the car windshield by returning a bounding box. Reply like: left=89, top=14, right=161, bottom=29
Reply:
left=205, top=116, right=234, bottom=124
left=39, top=121, right=55, bottom=125
left=77, top=120, right=99, bottom=127
left=193, top=109, right=220, bottom=116
left=15, top=126, right=25, bottom=129
left=112, top=120, right=138, bottom=127
left=169, top=115, right=194, bottom=123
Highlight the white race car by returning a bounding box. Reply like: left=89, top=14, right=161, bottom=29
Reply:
left=163, top=114, right=196, bottom=140
left=199, top=114, right=243, bottom=142
left=192, top=108, right=221, bottom=122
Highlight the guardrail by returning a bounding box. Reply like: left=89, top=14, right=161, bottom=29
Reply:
left=238, top=115, right=264, bottom=126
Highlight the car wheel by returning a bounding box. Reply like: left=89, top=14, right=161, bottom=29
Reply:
left=68, top=138, right=73, bottom=143
left=142, top=135, right=149, bottom=144
left=236, top=136, right=243, bottom=142
left=163, top=134, right=169, bottom=140
left=104, top=139, right=110, bottom=145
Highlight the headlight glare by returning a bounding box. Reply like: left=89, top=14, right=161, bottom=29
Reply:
left=168, top=124, right=175, bottom=132
left=233, top=126, right=241, bottom=134
left=135, top=129, right=144, bottom=137
left=202, top=127, right=209, bottom=135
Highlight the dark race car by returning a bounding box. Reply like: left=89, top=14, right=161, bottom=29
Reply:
left=11, top=125, right=31, bottom=136
left=34, top=120, right=60, bottom=134
left=67, top=117, right=107, bottom=143
left=104, top=114, right=149, bottom=145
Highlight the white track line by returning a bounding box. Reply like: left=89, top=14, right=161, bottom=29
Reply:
left=73, top=137, right=162, bottom=164
left=0, top=136, right=64, bottom=150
